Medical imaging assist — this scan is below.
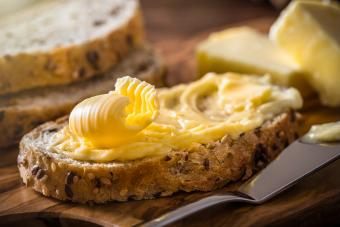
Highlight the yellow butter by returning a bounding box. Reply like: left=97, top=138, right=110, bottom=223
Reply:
left=197, top=27, right=312, bottom=97
left=49, top=73, right=302, bottom=162
left=270, top=1, right=340, bottom=106
left=68, top=76, right=159, bottom=148
left=303, top=121, right=340, bottom=143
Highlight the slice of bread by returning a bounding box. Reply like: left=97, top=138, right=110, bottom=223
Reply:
left=0, top=47, right=165, bottom=148
left=18, top=110, right=300, bottom=203
left=0, top=0, right=143, bottom=95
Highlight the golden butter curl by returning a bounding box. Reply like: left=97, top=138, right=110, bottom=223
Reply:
left=69, top=76, right=159, bottom=148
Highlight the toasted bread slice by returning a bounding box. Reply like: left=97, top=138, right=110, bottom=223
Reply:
left=0, top=47, right=165, bottom=148
left=0, top=0, right=143, bottom=95
left=18, top=111, right=300, bottom=203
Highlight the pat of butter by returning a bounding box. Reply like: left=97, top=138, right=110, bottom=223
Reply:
left=197, top=27, right=312, bottom=97
left=50, top=73, right=302, bottom=162
left=270, top=1, right=340, bottom=106
left=69, top=76, right=159, bottom=148
left=303, top=121, right=340, bottom=143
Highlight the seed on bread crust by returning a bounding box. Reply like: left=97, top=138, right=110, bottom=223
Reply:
left=43, top=59, right=57, bottom=71
left=73, top=67, right=86, bottom=79
left=42, top=186, right=49, bottom=196
left=93, top=188, right=99, bottom=194
left=272, top=143, right=278, bottom=151
left=66, top=172, right=76, bottom=185
left=275, top=131, right=281, bottom=139
left=86, top=51, right=100, bottom=70
left=65, top=185, right=73, bottom=198
left=254, top=127, right=261, bottom=137
left=73, top=175, right=79, bottom=183
left=87, top=173, right=95, bottom=180
left=100, top=177, right=112, bottom=186
left=203, top=159, right=210, bottom=170
left=153, top=191, right=162, bottom=198
left=239, top=167, right=247, bottom=180
left=95, top=178, right=101, bottom=188
left=51, top=163, right=57, bottom=172
left=284, top=139, right=289, bottom=148
left=290, top=109, right=296, bottom=122
left=254, top=144, right=268, bottom=164
left=40, top=175, right=48, bottom=183
left=44, top=128, right=58, bottom=134
left=126, top=34, right=134, bottom=46
left=31, top=165, right=40, bottom=175
left=36, top=169, right=45, bottom=180
left=277, top=130, right=285, bottom=139
left=120, top=189, right=128, bottom=197
left=164, top=155, right=172, bottom=161
left=138, top=62, right=148, bottom=72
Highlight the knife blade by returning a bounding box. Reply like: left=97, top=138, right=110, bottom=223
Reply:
left=240, top=140, right=340, bottom=202
left=140, top=140, right=340, bottom=227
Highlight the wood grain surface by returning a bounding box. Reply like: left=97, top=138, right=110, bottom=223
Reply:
left=1, top=1, right=340, bottom=226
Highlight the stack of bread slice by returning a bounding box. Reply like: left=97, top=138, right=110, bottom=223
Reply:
left=0, top=0, right=165, bottom=147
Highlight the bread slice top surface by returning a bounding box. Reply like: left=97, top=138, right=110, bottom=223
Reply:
left=0, top=0, right=138, bottom=55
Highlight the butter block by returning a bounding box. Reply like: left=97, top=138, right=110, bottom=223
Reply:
left=196, top=27, right=313, bottom=97
left=270, top=1, right=340, bottom=106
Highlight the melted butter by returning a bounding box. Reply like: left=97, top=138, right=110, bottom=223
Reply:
left=303, top=121, right=340, bottom=143
left=49, top=73, right=302, bottom=162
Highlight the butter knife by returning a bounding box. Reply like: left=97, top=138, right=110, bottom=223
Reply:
left=141, top=134, right=340, bottom=227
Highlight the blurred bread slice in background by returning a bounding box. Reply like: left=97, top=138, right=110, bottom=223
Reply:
left=0, top=0, right=144, bottom=95
left=0, top=0, right=165, bottom=147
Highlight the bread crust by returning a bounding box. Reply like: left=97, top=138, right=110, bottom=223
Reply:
left=0, top=47, right=165, bottom=148
left=18, top=111, right=300, bottom=203
left=0, top=0, right=144, bottom=95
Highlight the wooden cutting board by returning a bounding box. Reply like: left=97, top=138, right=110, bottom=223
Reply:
left=1, top=16, right=340, bottom=227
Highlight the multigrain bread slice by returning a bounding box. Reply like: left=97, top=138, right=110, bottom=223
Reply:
left=18, top=111, right=300, bottom=203
left=0, top=0, right=143, bottom=95
left=0, top=47, right=165, bottom=148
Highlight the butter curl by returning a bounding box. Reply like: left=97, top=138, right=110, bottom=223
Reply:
left=69, top=76, right=159, bottom=148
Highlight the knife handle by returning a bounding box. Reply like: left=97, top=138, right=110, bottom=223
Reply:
left=140, top=193, right=254, bottom=227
